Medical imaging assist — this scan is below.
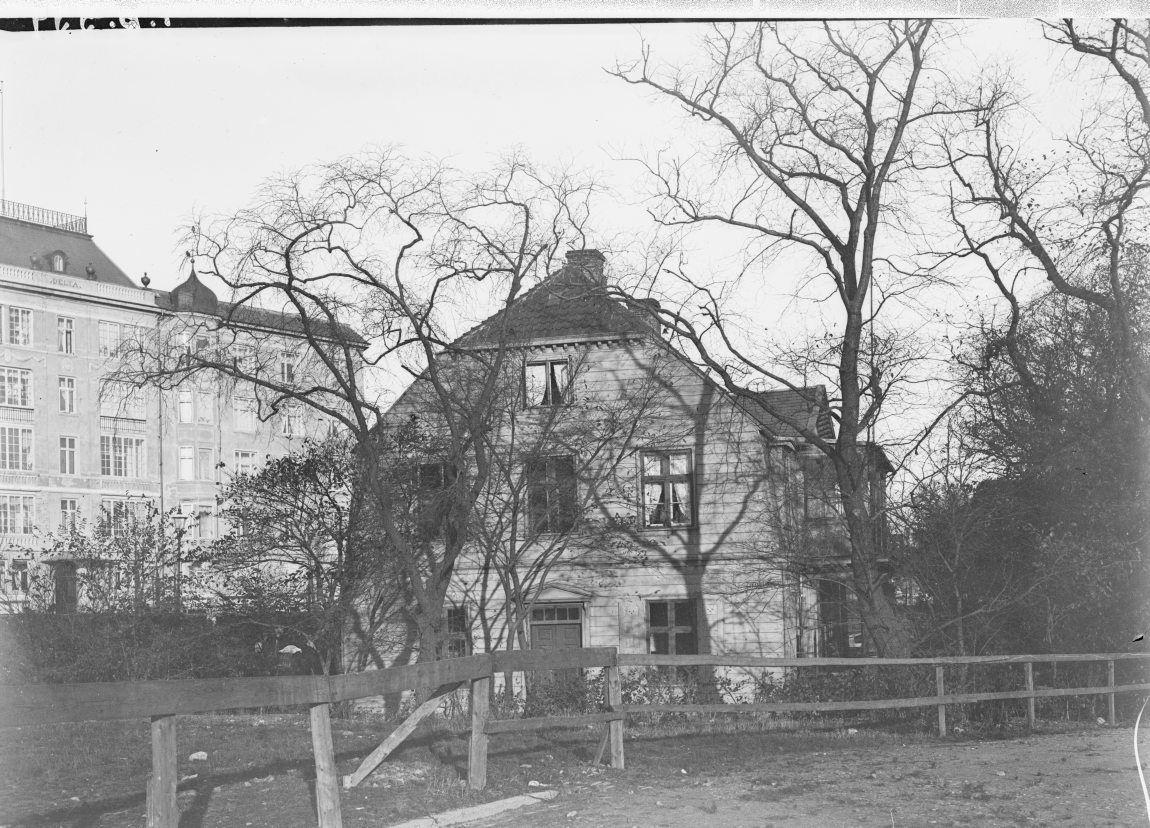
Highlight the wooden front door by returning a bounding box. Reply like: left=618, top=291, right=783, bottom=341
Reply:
left=528, top=604, right=584, bottom=711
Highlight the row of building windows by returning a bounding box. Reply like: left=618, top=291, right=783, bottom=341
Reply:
left=414, top=448, right=695, bottom=537
left=0, top=494, right=224, bottom=539
left=440, top=600, right=700, bottom=658
left=0, top=428, right=263, bottom=480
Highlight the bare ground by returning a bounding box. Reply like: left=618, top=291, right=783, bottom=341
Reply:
left=0, top=715, right=1143, bottom=827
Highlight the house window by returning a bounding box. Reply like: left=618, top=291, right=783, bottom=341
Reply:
left=641, top=451, right=693, bottom=528
left=59, top=436, right=76, bottom=474
left=282, top=405, right=303, bottom=437
left=101, top=499, right=146, bottom=538
left=195, top=502, right=216, bottom=539
left=524, top=359, right=570, bottom=407
left=526, top=455, right=577, bottom=534
left=235, top=397, right=257, bottom=431
left=59, top=377, right=76, bottom=414
left=100, top=382, right=145, bottom=420
left=50, top=252, right=66, bottom=273
left=100, top=435, right=145, bottom=478
left=6, top=307, right=32, bottom=346
left=816, top=579, right=864, bottom=658
left=279, top=352, right=296, bottom=385
left=530, top=604, right=582, bottom=622
left=0, top=427, right=33, bottom=471
left=177, top=389, right=194, bottom=423
left=234, top=450, right=258, bottom=475
left=407, top=462, right=455, bottom=537
left=647, top=599, right=698, bottom=655
left=7, top=559, right=29, bottom=592
left=196, top=390, right=215, bottom=423
left=98, top=321, right=120, bottom=357
left=196, top=447, right=215, bottom=480
left=98, top=321, right=140, bottom=357
left=60, top=498, right=79, bottom=530
left=445, top=606, right=471, bottom=658
left=0, top=367, right=32, bottom=407
left=57, top=317, right=74, bottom=354
left=0, top=494, right=35, bottom=534
left=178, top=446, right=194, bottom=480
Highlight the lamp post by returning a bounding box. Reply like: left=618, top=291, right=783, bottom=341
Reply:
left=171, top=510, right=188, bottom=613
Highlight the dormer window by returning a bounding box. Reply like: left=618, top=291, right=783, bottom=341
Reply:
left=50, top=252, right=66, bottom=273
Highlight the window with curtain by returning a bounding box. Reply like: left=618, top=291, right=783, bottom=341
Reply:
left=524, top=359, right=570, bottom=407
left=641, top=450, right=693, bottom=527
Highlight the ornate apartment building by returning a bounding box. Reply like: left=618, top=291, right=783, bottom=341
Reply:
left=0, top=200, right=342, bottom=611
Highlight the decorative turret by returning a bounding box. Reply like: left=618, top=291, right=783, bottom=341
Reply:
left=168, top=267, right=219, bottom=315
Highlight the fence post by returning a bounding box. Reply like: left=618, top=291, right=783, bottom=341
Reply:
left=1024, top=661, right=1035, bottom=730
left=309, top=703, right=343, bottom=828
left=1107, top=660, right=1116, bottom=725
left=607, top=652, right=625, bottom=770
left=468, top=673, right=491, bottom=791
left=146, top=714, right=177, bottom=828
left=935, top=665, right=947, bottom=737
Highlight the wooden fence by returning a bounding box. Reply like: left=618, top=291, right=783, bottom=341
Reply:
left=2, top=649, right=1147, bottom=828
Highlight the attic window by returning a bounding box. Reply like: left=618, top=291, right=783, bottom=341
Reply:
left=50, top=252, right=66, bottom=273
left=524, top=359, right=570, bottom=407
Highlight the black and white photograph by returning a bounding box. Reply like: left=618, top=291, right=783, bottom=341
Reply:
left=0, top=7, right=1147, bottom=826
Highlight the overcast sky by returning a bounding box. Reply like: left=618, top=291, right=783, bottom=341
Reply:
left=0, top=19, right=1071, bottom=292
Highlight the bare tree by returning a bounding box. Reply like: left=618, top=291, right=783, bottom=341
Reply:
left=944, top=18, right=1150, bottom=416
left=610, top=21, right=963, bottom=656
left=112, top=150, right=600, bottom=665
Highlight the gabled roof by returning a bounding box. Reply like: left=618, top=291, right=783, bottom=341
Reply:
left=748, top=386, right=836, bottom=441
left=0, top=214, right=137, bottom=289
left=390, top=250, right=838, bottom=446
left=455, top=251, right=652, bottom=347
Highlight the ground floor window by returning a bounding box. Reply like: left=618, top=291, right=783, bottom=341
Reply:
left=647, top=599, right=698, bottom=655
left=445, top=605, right=471, bottom=658
left=816, top=579, right=865, bottom=657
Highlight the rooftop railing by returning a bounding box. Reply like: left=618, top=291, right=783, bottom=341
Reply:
left=0, top=199, right=87, bottom=233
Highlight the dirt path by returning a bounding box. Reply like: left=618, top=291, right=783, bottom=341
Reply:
left=478, top=730, right=1146, bottom=827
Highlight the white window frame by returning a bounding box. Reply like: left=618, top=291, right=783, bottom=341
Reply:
left=100, top=434, right=145, bottom=478
left=59, top=376, right=76, bottom=414
left=195, top=389, right=215, bottom=424
left=196, top=447, right=215, bottom=481
left=59, top=436, right=76, bottom=474
left=0, top=493, right=35, bottom=535
left=233, top=450, right=258, bottom=475
left=0, top=367, right=32, bottom=408
left=177, top=389, right=194, bottom=423
left=57, top=316, right=74, bottom=354
left=178, top=446, right=194, bottom=480
left=60, top=497, right=79, bottom=530
left=6, top=307, right=32, bottom=346
left=0, top=426, right=33, bottom=471
left=235, top=397, right=258, bottom=432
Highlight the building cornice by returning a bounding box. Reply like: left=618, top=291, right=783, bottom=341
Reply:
left=0, top=263, right=160, bottom=315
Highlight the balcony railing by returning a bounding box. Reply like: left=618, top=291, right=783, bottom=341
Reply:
left=0, top=199, right=87, bottom=233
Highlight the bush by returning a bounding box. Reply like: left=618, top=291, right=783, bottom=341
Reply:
left=0, top=611, right=312, bottom=684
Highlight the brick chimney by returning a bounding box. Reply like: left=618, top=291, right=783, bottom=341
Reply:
left=566, top=249, right=606, bottom=284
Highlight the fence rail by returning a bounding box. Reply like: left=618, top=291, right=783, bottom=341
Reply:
left=3, top=649, right=1147, bottom=828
